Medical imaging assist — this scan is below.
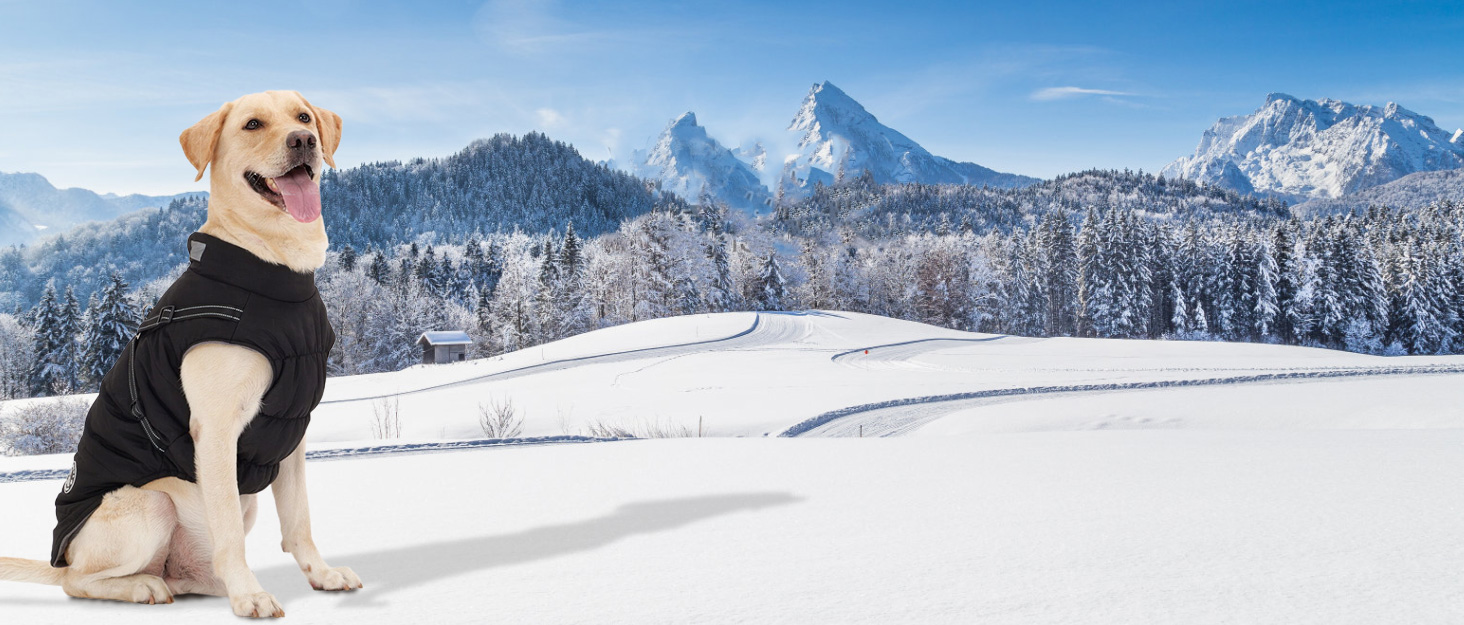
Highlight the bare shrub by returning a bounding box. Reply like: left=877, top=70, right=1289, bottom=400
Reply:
left=583, top=420, right=635, bottom=439
left=478, top=396, right=523, bottom=439
left=583, top=417, right=693, bottom=439
left=1, top=398, right=90, bottom=456
left=371, top=396, right=401, bottom=440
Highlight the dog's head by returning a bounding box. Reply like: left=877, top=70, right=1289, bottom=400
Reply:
left=180, top=91, right=341, bottom=224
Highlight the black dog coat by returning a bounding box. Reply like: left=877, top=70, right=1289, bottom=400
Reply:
left=52, top=232, right=335, bottom=567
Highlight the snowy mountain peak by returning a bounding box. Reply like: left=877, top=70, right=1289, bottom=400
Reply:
left=671, top=111, right=698, bottom=128
left=629, top=112, right=772, bottom=214
left=779, top=81, right=1036, bottom=199
left=1163, top=94, right=1464, bottom=199
left=1452, top=128, right=1462, bottom=144
left=789, top=81, right=873, bottom=139
left=627, top=81, right=1036, bottom=210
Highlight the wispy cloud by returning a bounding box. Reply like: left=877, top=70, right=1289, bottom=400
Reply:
left=535, top=107, right=566, bottom=129
left=473, top=0, right=627, bottom=55
left=862, top=44, right=1122, bottom=121
left=1030, top=86, right=1137, bottom=101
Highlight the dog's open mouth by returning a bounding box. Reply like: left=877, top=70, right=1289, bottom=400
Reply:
left=244, top=164, right=320, bottom=223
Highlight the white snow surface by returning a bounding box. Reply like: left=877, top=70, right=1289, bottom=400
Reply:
left=2, top=311, right=1463, bottom=623
left=1162, top=93, right=1464, bottom=199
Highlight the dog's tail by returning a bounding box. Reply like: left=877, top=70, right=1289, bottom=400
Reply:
left=0, top=557, right=65, bottom=586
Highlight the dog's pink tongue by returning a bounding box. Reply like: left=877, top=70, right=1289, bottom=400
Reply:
left=272, top=167, right=321, bottom=223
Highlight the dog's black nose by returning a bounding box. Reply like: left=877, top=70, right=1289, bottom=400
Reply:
left=286, top=130, right=317, bottom=151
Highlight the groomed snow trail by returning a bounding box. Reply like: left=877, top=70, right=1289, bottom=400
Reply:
left=320, top=311, right=853, bottom=408
left=320, top=313, right=768, bottom=405
left=786, top=365, right=1464, bottom=437
left=0, top=436, right=634, bottom=484
left=830, top=336, right=1011, bottom=370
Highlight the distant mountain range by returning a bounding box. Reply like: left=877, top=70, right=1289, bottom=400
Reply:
left=8, top=85, right=1464, bottom=263
left=626, top=81, right=1039, bottom=213
left=0, top=171, right=203, bottom=246
left=1162, top=93, right=1464, bottom=201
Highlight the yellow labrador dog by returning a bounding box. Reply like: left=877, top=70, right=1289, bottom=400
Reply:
left=0, top=91, right=359, bottom=618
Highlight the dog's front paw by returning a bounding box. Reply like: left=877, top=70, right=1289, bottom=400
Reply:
left=307, top=565, right=363, bottom=592
left=231, top=591, right=285, bottom=618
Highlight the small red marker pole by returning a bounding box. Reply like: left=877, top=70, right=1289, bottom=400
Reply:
left=864, top=350, right=869, bottom=354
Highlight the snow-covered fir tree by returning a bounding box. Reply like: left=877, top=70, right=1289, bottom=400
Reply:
left=754, top=253, right=786, bottom=311
left=0, top=313, right=35, bottom=399
left=28, top=284, right=79, bottom=396
left=80, top=272, right=136, bottom=388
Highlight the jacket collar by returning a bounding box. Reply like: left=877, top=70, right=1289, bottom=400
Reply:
left=185, top=232, right=318, bottom=302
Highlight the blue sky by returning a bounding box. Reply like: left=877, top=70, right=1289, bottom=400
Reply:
left=1, top=0, right=1461, bottom=195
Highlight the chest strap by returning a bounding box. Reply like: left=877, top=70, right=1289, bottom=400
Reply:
left=127, top=304, right=245, bottom=452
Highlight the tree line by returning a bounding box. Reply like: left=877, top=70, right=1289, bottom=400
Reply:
left=3, top=154, right=1460, bottom=400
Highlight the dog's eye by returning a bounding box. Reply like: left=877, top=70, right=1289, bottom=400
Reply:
left=298, top=113, right=311, bottom=124
left=244, top=119, right=262, bottom=131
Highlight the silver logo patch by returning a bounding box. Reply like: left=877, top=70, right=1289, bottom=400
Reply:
left=62, top=461, right=77, bottom=494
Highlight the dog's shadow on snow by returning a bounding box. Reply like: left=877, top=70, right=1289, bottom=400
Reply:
left=258, top=491, right=802, bottom=605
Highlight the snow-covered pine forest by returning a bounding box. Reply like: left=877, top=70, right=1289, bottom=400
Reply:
left=1, top=137, right=1461, bottom=400
left=320, top=132, right=688, bottom=249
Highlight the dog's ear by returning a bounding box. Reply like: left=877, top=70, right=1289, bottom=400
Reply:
left=306, top=100, right=342, bottom=169
left=179, top=102, right=233, bottom=182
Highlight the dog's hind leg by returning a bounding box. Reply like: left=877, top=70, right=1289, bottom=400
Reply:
left=59, top=486, right=176, bottom=605
left=145, top=478, right=261, bottom=598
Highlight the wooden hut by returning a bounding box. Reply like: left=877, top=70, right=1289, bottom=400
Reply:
left=416, top=331, right=472, bottom=364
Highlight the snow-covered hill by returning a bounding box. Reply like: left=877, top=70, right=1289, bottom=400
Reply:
left=629, top=113, right=772, bottom=215
left=307, top=311, right=1464, bottom=440
left=779, top=82, right=1038, bottom=200
left=9, top=311, right=1460, bottom=446
left=1162, top=93, right=1464, bottom=200
left=0, top=171, right=201, bottom=246
left=2, top=311, right=1462, bottom=623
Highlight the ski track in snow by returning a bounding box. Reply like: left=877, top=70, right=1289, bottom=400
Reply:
left=12, top=311, right=1462, bottom=481
left=831, top=334, right=1425, bottom=375
left=608, top=312, right=845, bottom=386
left=784, top=365, right=1464, bottom=438
left=831, top=335, right=1012, bottom=370
left=0, top=436, right=633, bottom=484
left=319, top=313, right=765, bottom=405
left=0, top=312, right=834, bottom=486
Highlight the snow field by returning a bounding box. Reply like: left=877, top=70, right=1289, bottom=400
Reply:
left=2, top=435, right=1461, bottom=623
left=2, top=311, right=1463, bottom=623
left=305, top=311, right=1464, bottom=444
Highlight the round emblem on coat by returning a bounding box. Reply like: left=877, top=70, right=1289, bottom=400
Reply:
left=62, top=461, right=77, bottom=494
